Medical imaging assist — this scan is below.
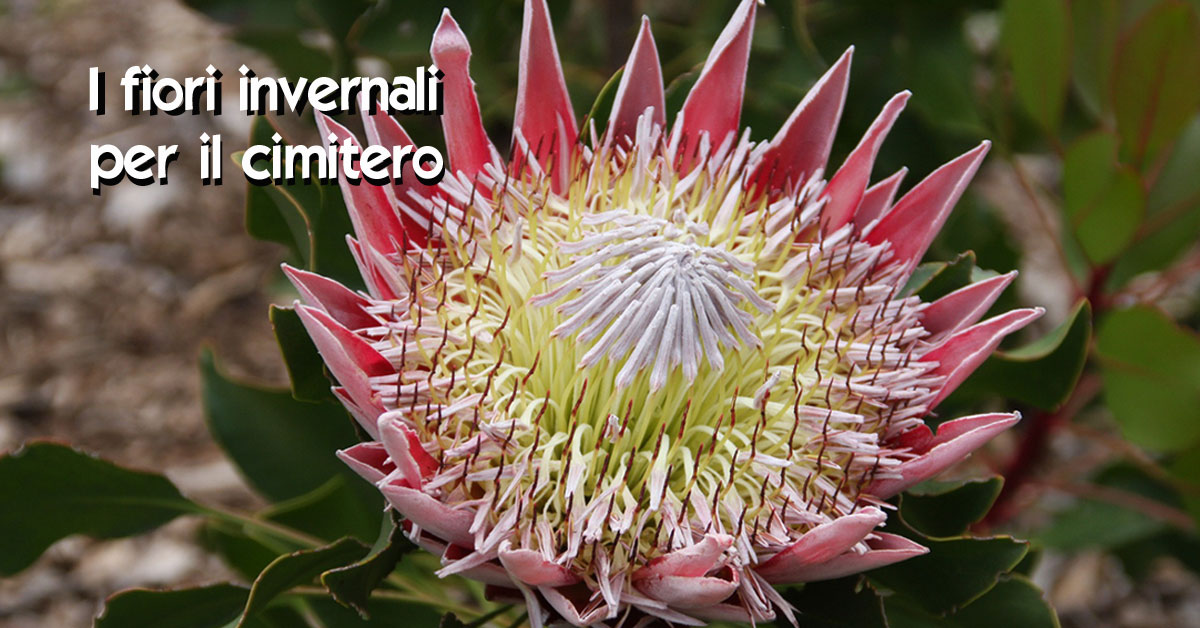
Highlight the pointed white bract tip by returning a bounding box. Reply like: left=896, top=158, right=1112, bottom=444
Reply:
left=281, top=266, right=305, bottom=291
left=433, top=10, right=471, bottom=60
left=314, top=110, right=352, bottom=145
left=960, top=140, right=992, bottom=165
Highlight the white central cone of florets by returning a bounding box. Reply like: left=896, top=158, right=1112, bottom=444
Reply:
left=534, top=208, right=773, bottom=390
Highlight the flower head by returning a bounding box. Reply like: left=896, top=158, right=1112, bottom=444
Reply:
left=288, top=0, right=1042, bottom=624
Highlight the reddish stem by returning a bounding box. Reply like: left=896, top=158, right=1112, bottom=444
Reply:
left=982, top=374, right=1101, bottom=527
left=982, top=267, right=1109, bottom=528
left=1084, top=264, right=1111, bottom=312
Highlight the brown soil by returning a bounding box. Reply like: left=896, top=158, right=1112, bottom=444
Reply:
left=0, top=1, right=283, bottom=626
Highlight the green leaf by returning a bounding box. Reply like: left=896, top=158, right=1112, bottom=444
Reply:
left=953, top=300, right=1091, bottom=410
left=1003, top=0, right=1070, bottom=133
left=1110, top=115, right=1200, bottom=288
left=308, top=178, right=363, bottom=290
left=322, top=519, right=417, bottom=618
left=201, top=519, right=293, bottom=581
left=887, top=575, right=1059, bottom=628
left=305, top=596, right=445, bottom=627
left=580, top=68, right=623, bottom=143
left=1097, top=306, right=1200, bottom=452
left=1062, top=132, right=1145, bottom=264
left=1038, top=497, right=1165, bottom=550
left=870, top=531, right=1028, bottom=615
left=1079, top=170, right=1144, bottom=264
left=1108, top=212, right=1200, bottom=292
left=1012, top=546, right=1042, bottom=577
left=902, top=263, right=944, bottom=298
left=1147, top=114, right=1200, bottom=217
left=0, top=442, right=196, bottom=576
left=243, top=169, right=308, bottom=263
left=96, top=583, right=249, bottom=628
left=1112, top=1, right=1200, bottom=165
left=904, top=252, right=977, bottom=300
left=200, top=350, right=382, bottom=540
left=949, top=575, right=1060, bottom=627
left=1071, top=0, right=1120, bottom=119
left=242, top=117, right=362, bottom=289
left=239, top=538, right=371, bottom=626
left=264, top=475, right=382, bottom=549
left=248, top=605, right=313, bottom=628
left=271, top=305, right=335, bottom=402
left=200, top=349, right=356, bottom=502
left=1042, top=462, right=1185, bottom=551
left=663, top=68, right=700, bottom=125
left=1063, top=131, right=1120, bottom=218
left=1171, top=446, right=1200, bottom=525
left=902, top=477, right=1004, bottom=538
left=782, top=577, right=887, bottom=628
left=242, top=118, right=308, bottom=263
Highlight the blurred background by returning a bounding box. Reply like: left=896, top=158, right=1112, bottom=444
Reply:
left=1, top=0, right=1199, bottom=626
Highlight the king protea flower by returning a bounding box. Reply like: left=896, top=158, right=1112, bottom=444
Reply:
left=286, top=0, right=1042, bottom=624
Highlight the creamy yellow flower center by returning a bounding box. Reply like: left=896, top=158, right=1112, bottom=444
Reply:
left=377, top=126, right=933, bottom=578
